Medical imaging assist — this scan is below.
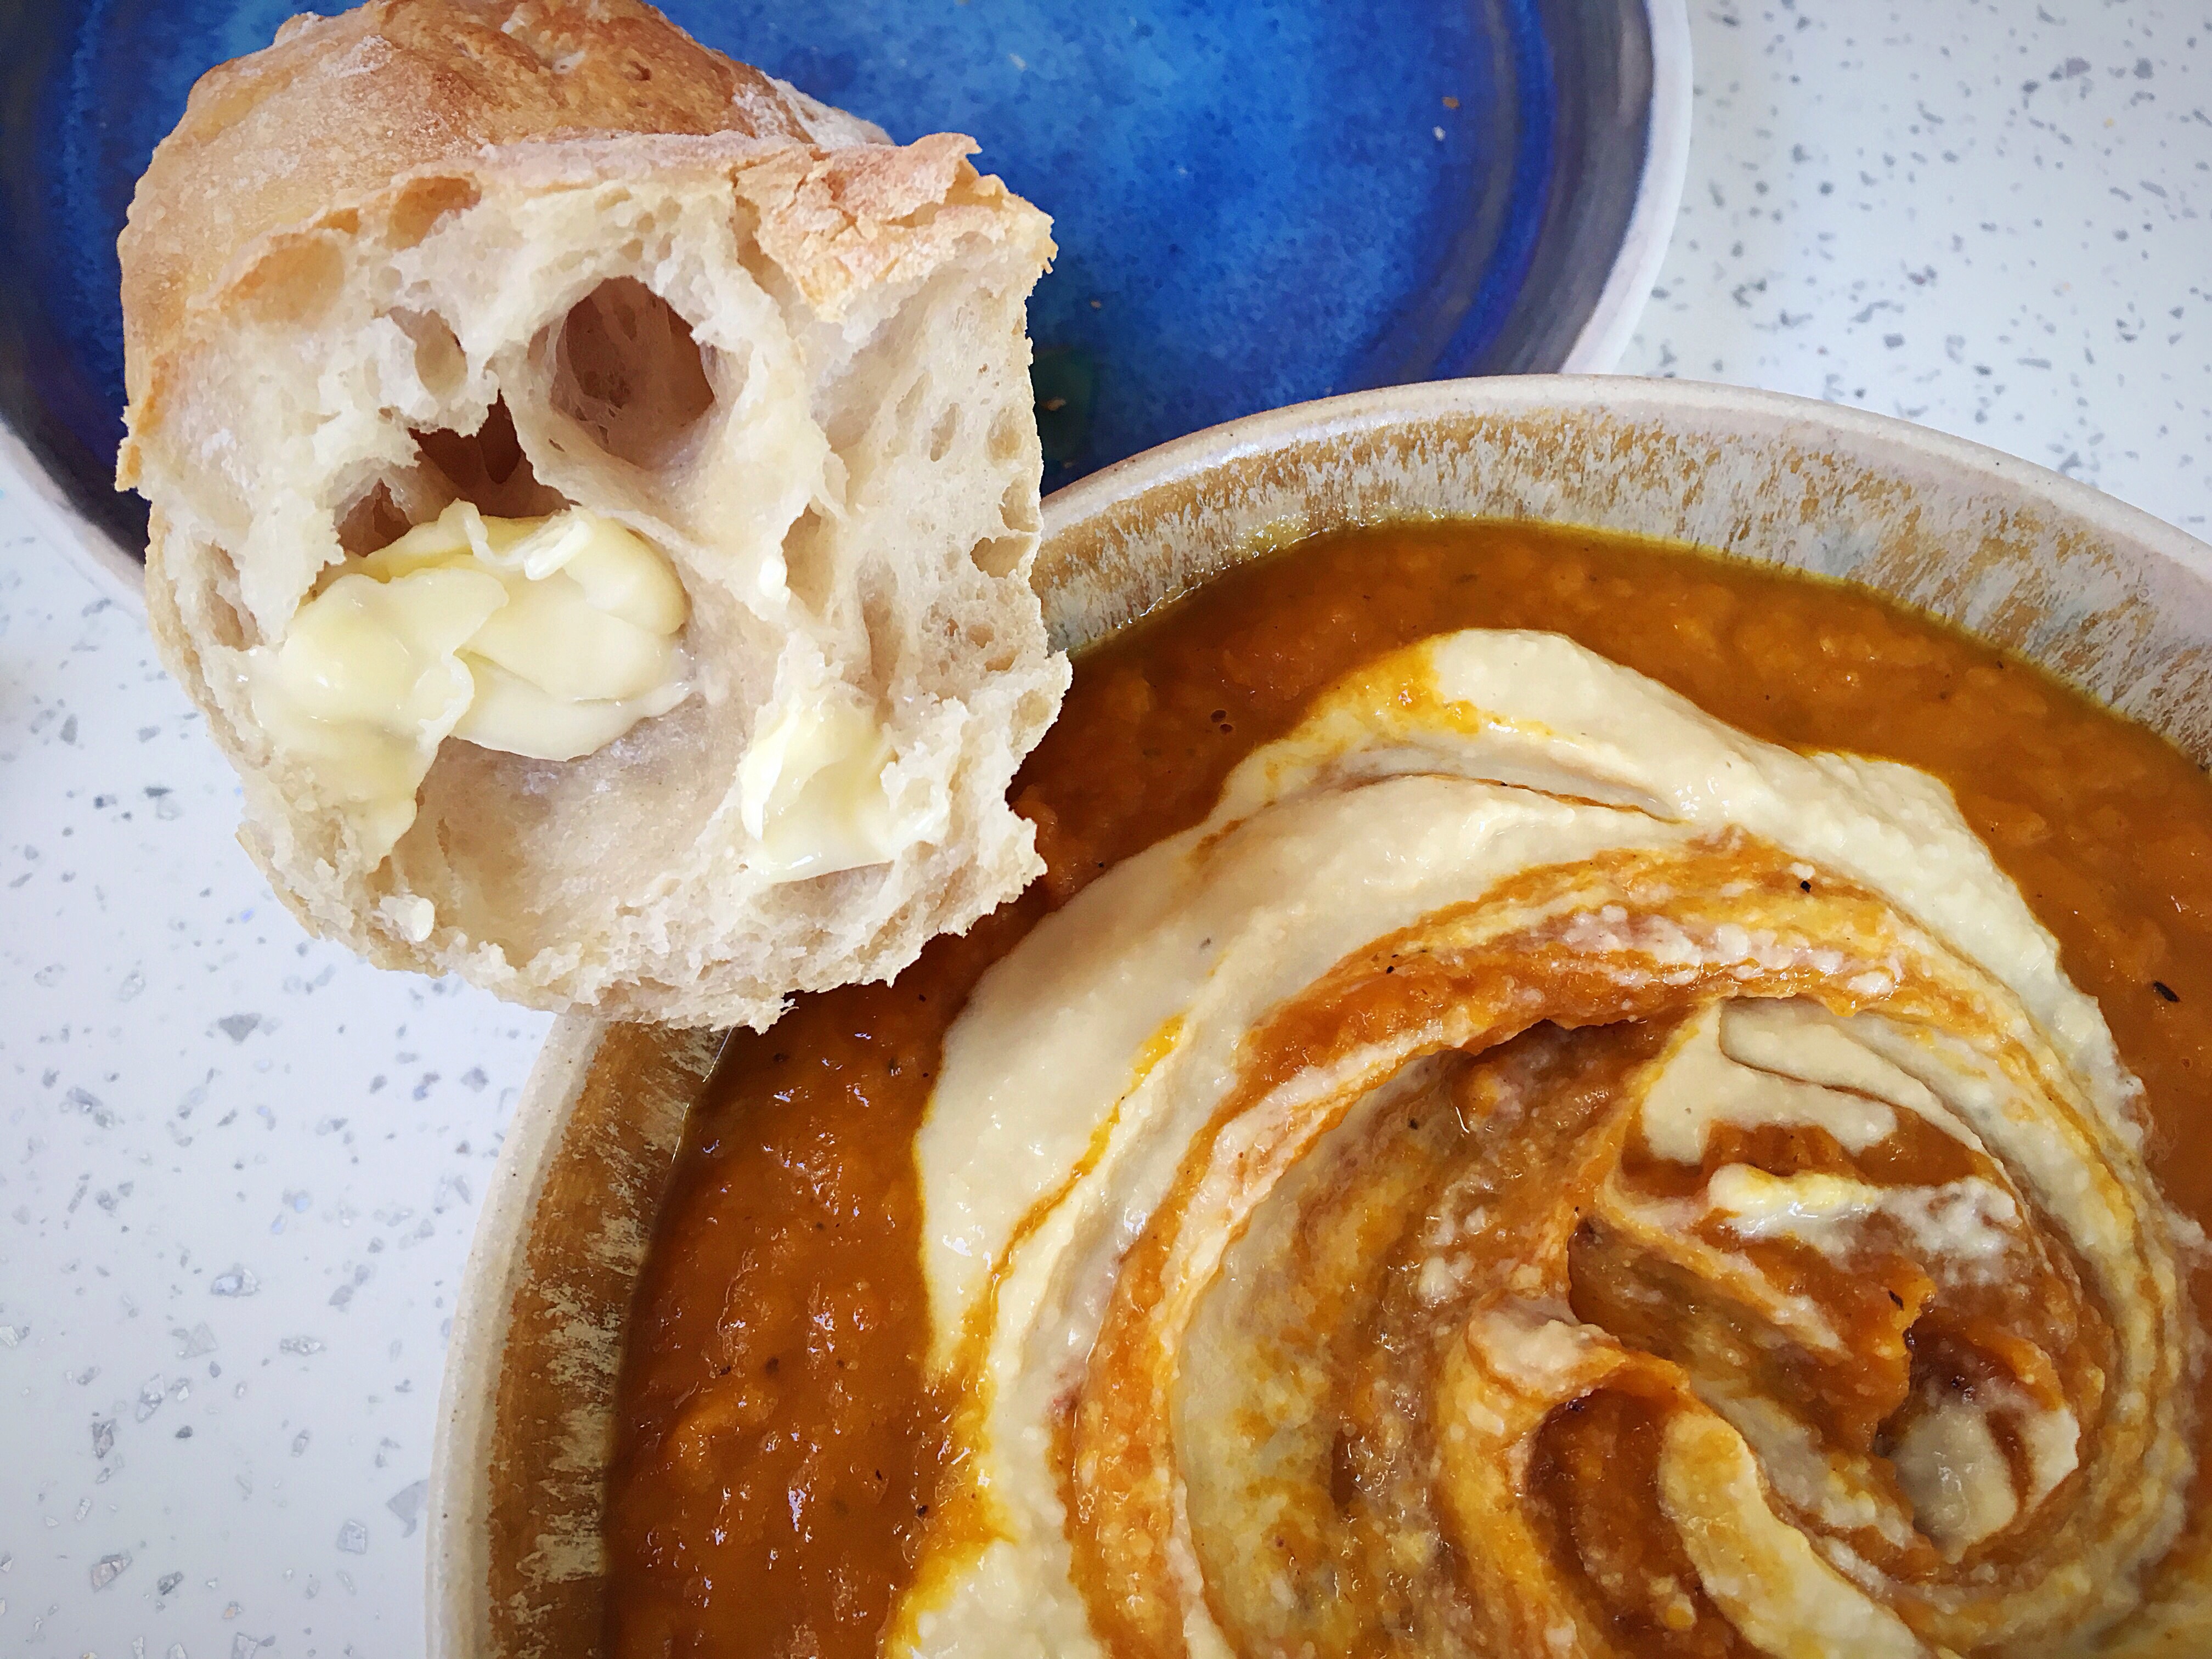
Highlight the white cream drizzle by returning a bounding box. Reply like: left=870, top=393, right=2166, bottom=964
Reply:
left=891, top=630, right=2164, bottom=1659
left=1640, top=1003, right=1903, bottom=1163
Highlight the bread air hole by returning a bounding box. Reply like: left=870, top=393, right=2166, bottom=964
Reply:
left=988, top=406, right=1026, bottom=465
left=412, top=399, right=567, bottom=519
left=206, top=581, right=249, bottom=652
left=970, top=477, right=1037, bottom=576
left=549, top=278, right=715, bottom=470
left=929, top=405, right=959, bottom=463
left=239, top=235, right=347, bottom=328
left=393, top=308, right=466, bottom=402
left=331, top=397, right=565, bottom=563
left=386, top=177, right=481, bottom=250
left=970, top=535, right=1028, bottom=578
left=784, top=507, right=838, bottom=616
left=335, top=481, right=413, bottom=555
left=1000, top=475, right=1040, bottom=535
left=893, top=373, right=932, bottom=437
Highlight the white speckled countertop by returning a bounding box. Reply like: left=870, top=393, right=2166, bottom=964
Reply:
left=1630, top=1, right=2208, bottom=533
left=2, top=4, right=2207, bottom=1655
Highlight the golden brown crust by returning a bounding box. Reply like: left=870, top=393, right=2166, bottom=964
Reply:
left=117, top=0, right=844, bottom=472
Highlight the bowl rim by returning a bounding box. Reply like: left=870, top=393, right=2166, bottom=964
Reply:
left=1558, top=0, right=1691, bottom=377
left=426, top=370, right=2212, bottom=1656
left=428, top=1016, right=604, bottom=1658
left=1039, top=373, right=2212, bottom=582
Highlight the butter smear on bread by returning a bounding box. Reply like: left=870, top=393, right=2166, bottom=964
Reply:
left=737, top=696, right=940, bottom=883
left=246, top=501, right=690, bottom=878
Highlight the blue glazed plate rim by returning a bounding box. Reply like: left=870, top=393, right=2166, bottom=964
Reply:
left=3, top=0, right=1690, bottom=612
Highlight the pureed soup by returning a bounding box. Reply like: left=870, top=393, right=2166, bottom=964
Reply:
left=602, top=522, right=2212, bottom=1658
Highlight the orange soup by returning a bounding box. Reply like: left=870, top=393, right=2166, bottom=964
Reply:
left=603, top=522, right=2212, bottom=1656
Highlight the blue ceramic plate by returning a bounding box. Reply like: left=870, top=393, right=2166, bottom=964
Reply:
left=0, top=0, right=1685, bottom=579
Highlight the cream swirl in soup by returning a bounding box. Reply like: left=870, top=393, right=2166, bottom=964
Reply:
left=893, top=631, right=2197, bottom=1659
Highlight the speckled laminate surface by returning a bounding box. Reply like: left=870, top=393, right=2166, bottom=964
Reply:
left=1621, top=1, right=2210, bottom=530
left=2, top=4, right=2207, bottom=1655
left=0, top=568, right=552, bottom=1655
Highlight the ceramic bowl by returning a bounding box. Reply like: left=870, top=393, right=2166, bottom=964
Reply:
left=426, top=374, right=2212, bottom=1656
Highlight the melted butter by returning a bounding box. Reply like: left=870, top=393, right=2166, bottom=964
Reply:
left=250, top=564, right=505, bottom=867
left=247, top=500, right=690, bottom=882
left=738, top=695, right=932, bottom=883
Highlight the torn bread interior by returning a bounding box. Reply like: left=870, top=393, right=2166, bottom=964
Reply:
left=117, top=1, right=1064, bottom=1029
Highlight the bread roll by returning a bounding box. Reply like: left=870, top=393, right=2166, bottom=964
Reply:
left=116, top=0, right=1065, bottom=1030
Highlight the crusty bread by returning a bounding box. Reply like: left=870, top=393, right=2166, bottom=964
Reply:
left=117, top=0, right=1065, bottom=1030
